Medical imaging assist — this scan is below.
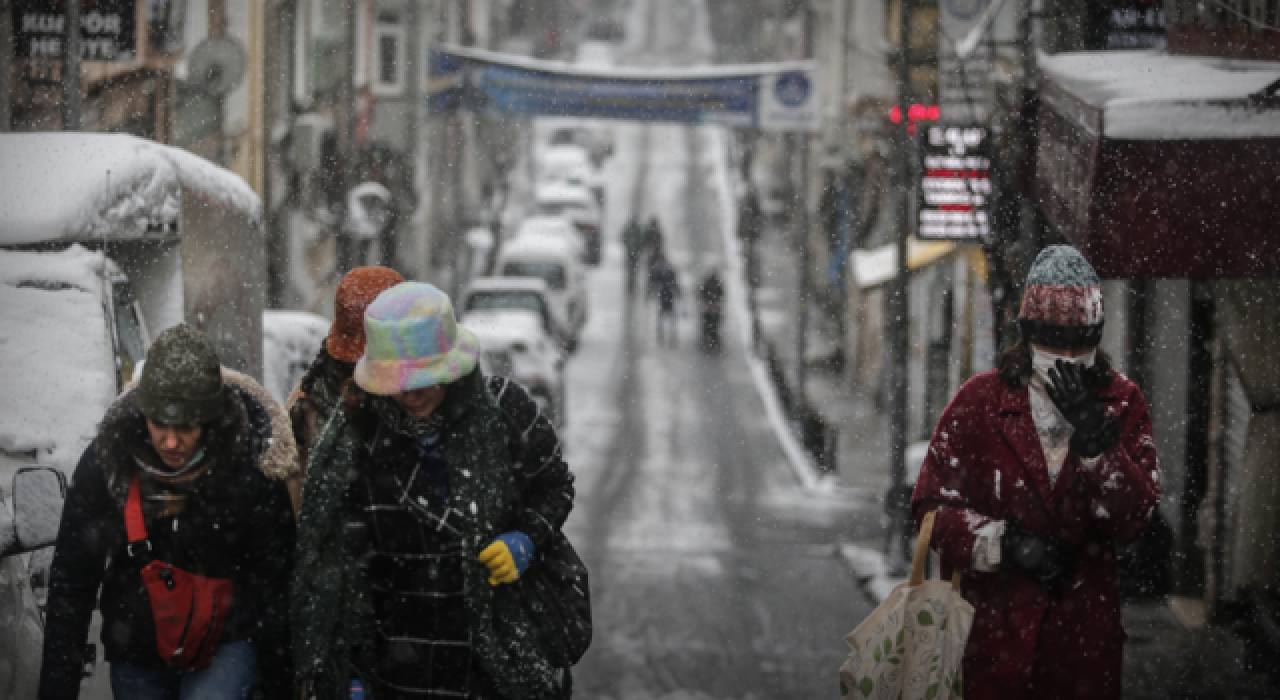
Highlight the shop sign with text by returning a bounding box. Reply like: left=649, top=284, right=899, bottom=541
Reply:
left=11, top=0, right=136, bottom=62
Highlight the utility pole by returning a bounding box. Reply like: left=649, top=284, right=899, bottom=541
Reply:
left=1, top=0, right=12, bottom=130
left=62, top=0, right=81, bottom=129
left=404, top=0, right=421, bottom=273
left=794, top=2, right=815, bottom=410
left=886, top=0, right=914, bottom=563
left=335, top=0, right=357, bottom=271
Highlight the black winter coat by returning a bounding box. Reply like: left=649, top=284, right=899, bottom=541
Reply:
left=39, top=373, right=298, bottom=700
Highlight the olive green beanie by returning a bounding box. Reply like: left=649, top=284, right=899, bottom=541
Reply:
left=136, top=324, right=224, bottom=425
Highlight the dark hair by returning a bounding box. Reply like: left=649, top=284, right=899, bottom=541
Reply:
left=998, top=339, right=1113, bottom=389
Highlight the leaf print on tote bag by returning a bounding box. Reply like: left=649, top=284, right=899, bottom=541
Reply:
left=837, top=512, right=975, bottom=700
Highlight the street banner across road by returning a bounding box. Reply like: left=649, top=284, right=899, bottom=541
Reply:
left=427, top=44, right=820, bottom=131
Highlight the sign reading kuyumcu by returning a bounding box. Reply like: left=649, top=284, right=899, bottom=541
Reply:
left=11, top=0, right=136, bottom=61
left=428, top=45, right=820, bottom=132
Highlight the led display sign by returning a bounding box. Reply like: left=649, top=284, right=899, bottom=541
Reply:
left=919, top=125, right=992, bottom=241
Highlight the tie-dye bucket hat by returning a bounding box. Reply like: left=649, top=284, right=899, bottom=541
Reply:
left=353, top=282, right=482, bottom=395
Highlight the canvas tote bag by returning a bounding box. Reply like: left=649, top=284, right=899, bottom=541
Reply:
left=839, top=511, right=974, bottom=700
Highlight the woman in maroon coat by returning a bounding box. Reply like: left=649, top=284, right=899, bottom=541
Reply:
left=911, top=246, right=1160, bottom=700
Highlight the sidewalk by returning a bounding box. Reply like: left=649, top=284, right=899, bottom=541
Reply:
left=742, top=216, right=1279, bottom=699
left=750, top=218, right=887, bottom=539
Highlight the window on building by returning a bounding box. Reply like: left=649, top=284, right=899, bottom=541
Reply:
left=372, top=13, right=406, bottom=96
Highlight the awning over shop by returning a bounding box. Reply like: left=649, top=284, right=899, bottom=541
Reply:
left=850, top=239, right=962, bottom=289
left=1035, top=50, right=1280, bottom=278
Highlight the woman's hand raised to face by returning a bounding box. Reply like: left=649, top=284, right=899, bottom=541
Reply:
left=1045, top=359, right=1118, bottom=459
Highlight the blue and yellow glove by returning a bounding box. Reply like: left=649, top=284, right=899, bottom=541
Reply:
left=478, top=532, right=534, bottom=585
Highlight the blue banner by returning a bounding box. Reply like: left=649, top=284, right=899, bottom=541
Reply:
left=428, top=45, right=819, bottom=131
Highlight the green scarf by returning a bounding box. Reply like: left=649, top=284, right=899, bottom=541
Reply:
left=292, top=370, right=564, bottom=700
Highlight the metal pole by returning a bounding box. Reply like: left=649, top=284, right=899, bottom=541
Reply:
left=334, top=0, right=357, bottom=272
left=403, top=0, right=421, bottom=273
left=1, top=0, right=13, bottom=130
left=886, top=0, right=914, bottom=561
left=795, top=134, right=810, bottom=407
left=795, top=2, right=815, bottom=410
left=62, top=0, right=81, bottom=129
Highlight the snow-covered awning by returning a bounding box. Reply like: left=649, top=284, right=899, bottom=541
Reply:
left=850, top=239, right=959, bottom=290
left=1036, top=51, right=1280, bottom=278
left=0, top=133, right=261, bottom=246
left=1038, top=50, right=1280, bottom=140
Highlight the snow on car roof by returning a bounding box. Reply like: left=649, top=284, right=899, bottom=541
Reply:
left=0, top=133, right=262, bottom=245
left=461, top=309, right=549, bottom=344
left=1039, top=50, right=1280, bottom=139
left=535, top=182, right=594, bottom=202
left=500, top=234, right=577, bottom=259
left=465, top=276, right=551, bottom=293
left=540, top=145, right=591, bottom=166
left=516, top=216, right=576, bottom=234
left=0, top=246, right=117, bottom=471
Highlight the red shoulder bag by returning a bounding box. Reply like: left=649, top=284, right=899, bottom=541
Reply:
left=125, top=474, right=234, bottom=669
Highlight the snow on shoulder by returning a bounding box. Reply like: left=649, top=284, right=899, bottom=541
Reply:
left=1039, top=50, right=1280, bottom=140
left=0, top=133, right=261, bottom=245
left=0, top=246, right=118, bottom=472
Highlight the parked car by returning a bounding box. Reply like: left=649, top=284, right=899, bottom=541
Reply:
left=539, top=143, right=607, bottom=209
left=534, top=182, right=603, bottom=264
left=0, top=133, right=265, bottom=700
left=458, top=277, right=568, bottom=351
left=547, top=124, right=615, bottom=168
left=461, top=309, right=567, bottom=428
left=0, top=246, right=145, bottom=700
left=511, top=215, right=585, bottom=262
left=494, top=236, right=589, bottom=351
left=262, top=310, right=331, bottom=404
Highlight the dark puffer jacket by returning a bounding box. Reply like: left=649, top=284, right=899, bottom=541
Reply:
left=39, top=370, right=298, bottom=700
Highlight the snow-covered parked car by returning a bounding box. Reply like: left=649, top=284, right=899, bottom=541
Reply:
left=510, top=215, right=585, bottom=262
left=459, top=277, right=567, bottom=350
left=493, top=236, right=589, bottom=350
left=461, top=310, right=567, bottom=428
left=534, top=182, right=603, bottom=264
left=0, top=133, right=268, bottom=377
left=262, top=310, right=331, bottom=404
left=0, top=247, right=120, bottom=700
left=0, top=133, right=265, bottom=699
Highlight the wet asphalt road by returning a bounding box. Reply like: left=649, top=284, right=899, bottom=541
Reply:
left=556, top=6, right=877, bottom=691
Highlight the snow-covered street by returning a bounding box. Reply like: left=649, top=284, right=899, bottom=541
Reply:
left=560, top=116, right=873, bottom=700
left=551, top=6, right=875, bottom=694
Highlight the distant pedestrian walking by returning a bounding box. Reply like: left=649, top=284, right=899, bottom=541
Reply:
left=737, top=187, right=763, bottom=289
left=643, top=217, right=665, bottom=267
left=647, top=253, right=681, bottom=347
left=622, top=217, right=646, bottom=295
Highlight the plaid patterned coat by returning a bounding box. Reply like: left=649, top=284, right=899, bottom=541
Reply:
left=292, top=371, right=574, bottom=700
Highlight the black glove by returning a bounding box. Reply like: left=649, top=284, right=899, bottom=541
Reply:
left=1045, top=359, right=1119, bottom=459
left=1000, top=519, right=1076, bottom=598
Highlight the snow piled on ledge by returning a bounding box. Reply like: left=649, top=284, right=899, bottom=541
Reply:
left=1039, top=50, right=1280, bottom=140
left=0, top=133, right=261, bottom=245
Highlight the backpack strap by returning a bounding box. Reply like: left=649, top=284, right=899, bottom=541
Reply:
left=125, top=475, right=153, bottom=562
